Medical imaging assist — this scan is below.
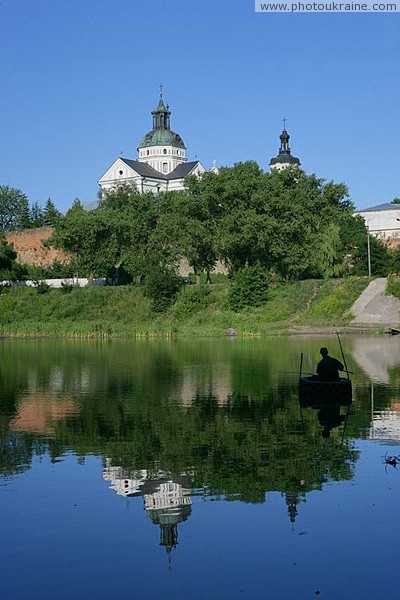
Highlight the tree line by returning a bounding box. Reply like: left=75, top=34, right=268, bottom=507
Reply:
left=51, top=162, right=395, bottom=279
left=1, top=163, right=399, bottom=298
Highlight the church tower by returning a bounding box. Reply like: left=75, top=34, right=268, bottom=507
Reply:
left=269, top=120, right=300, bottom=171
left=137, top=89, right=187, bottom=175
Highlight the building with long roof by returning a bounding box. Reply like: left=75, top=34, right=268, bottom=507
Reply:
left=355, top=203, right=400, bottom=242
left=98, top=91, right=206, bottom=195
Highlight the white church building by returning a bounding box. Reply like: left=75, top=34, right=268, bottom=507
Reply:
left=98, top=92, right=207, bottom=195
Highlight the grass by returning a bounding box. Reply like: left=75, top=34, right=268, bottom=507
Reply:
left=0, top=276, right=372, bottom=338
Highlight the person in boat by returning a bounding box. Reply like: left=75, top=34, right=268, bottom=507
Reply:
left=316, top=347, right=344, bottom=381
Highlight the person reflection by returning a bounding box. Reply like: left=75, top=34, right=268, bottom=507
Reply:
left=317, top=404, right=345, bottom=438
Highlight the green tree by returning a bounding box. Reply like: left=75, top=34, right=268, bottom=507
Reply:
left=143, top=265, right=183, bottom=312
left=228, top=263, right=270, bottom=311
left=0, top=185, right=30, bottom=232
left=0, top=233, right=17, bottom=279
left=29, top=201, right=45, bottom=228
left=186, top=163, right=355, bottom=280
left=50, top=200, right=122, bottom=278
left=43, top=198, right=62, bottom=227
left=153, top=190, right=217, bottom=283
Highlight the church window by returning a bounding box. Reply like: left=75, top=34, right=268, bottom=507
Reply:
left=163, top=149, right=167, bottom=154
left=119, top=170, right=123, bottom=175
left=162, top=162, right=168, bottom=173
left=146, top=150, right=150, bottom=155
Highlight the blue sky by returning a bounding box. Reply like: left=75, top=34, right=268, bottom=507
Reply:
left=1, top=0, right=399, bottom=211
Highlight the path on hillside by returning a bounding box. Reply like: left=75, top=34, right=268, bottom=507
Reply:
left=351, top=278, right=400, bottom=325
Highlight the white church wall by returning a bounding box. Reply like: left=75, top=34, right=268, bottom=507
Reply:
left=139, top=144, right=186, bottom=174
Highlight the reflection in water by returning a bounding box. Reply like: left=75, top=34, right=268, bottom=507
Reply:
left=103, top=460, right=192, bottom=563
left=10, top=391, right=79, bottom=435
left=2, top=337, right=400, bottom=549
left=3, top=337, right=400, bottom=598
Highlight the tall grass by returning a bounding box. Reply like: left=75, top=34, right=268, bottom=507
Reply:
left=0, top=277, right=372, bottom=338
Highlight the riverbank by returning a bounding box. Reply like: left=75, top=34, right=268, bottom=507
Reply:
left=0, top=276, right=374, bottom=338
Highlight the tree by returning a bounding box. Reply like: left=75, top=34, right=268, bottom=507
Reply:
left=185, top=162, right=356, bottom=280
left=43, top=198, right=62, bottom=227
left=50, top=200, right=122, bottom=278
left=0, top=185, right=30, bottom=232
left=29, top=201, right=45, bottom=228
left=0, top=233, right=17, bottom=279
left=153, top=190, right=217, bottom=284
left=187, top=162, right=270, bottom=273
left=228, top=263, right=270, bottom=311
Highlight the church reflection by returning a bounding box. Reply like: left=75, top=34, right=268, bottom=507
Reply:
left=103, top=456, right=310, bottom=560
left=103, top=461, right=192, bottom=563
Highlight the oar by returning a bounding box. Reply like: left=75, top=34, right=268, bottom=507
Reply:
left=336, top=331, right=351, bottom=379
left=280, top=370, right=354, bottom=376
left=298, top=353, right=306, bottom=431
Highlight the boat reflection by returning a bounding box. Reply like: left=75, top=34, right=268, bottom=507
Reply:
left=299, top=383, right=352, bottom=439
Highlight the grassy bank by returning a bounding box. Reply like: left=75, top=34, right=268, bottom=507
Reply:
left=0, top=276, right=372, bottom=338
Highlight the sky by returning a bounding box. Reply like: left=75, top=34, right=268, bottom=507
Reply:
left=1, top=0, right=399, bottom=212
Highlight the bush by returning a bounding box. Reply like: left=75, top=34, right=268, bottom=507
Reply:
left=386, top=275, right=400, bottom=299
left=228, top=264, right=270, bottom=311
left=143, top=267, right=183, bottom=312
left=20, top=260, right=77, bottom=281
left=33, top=280, right=51, bottom=294
left=171, top=285, right=212, bottom=318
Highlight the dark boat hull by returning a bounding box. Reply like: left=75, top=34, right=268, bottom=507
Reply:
left=299, top=377, right=352, bottom=408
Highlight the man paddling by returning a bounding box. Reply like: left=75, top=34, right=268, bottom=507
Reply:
left=316, top=347, right=344, bottom=381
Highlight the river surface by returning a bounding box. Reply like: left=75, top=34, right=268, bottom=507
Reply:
left=1, top=336, right=400, bottom=599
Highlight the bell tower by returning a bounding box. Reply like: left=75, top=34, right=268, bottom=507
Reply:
left=270, top=119, right=301, bottom=171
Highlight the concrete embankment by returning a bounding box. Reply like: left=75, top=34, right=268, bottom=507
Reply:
left=351, top=278, right=400, bottom=326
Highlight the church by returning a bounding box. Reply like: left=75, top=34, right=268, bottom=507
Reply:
left=98, top=91, right=208, bottom=195
left=98, top=91, right=301, bottom=196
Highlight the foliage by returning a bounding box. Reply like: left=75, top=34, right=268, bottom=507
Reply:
left=386, top=275, right=400, bottom=298
left=29, top=202, right=45, bottom=228
left=0, top=276, right=371, bottom=338
left=143, top=266, right=183, bottom=312
left=0, top=233, right=17, bottom=279
left=153, top=190, right=218, bottom=280
left=0, top=185, right=30, bottom=232
left=34, top=281, right=51, bottom=294
left=171, top=284, right=212, bottom=318
left=228, top=263, right=270, bottom=311
left=43, top=198, right=62, bottom=226
left=187, top=163, right=358, bottom=280
left=18, top=259, right=77, bottom=280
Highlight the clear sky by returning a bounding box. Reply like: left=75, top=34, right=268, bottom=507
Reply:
left=1, top=0, right=399, bottom=212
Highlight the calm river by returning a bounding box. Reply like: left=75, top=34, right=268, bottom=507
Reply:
left=1, top=336, right=400, bottom=599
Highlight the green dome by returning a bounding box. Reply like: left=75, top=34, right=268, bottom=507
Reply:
left=138, top=128, right=186, bottom=149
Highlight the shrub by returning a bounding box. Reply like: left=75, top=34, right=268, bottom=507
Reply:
left=171, top=285, right=212, bottom=318
left=386, top=275, right=400, bottom=299
left=228, top=264, right=270, bottom=311
left=143, top=267, right=183, bottom=312
left=33, top=280, right=51, bottom=294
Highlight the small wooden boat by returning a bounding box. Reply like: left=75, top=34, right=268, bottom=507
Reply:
left=298, top=376, right=352, bottom=408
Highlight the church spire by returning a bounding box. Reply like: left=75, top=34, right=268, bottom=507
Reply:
left=279, top=118, right=291, bottom=155
left=152, top=86, right=171, bottom=130
left=269, top=119, right=301, bottom=171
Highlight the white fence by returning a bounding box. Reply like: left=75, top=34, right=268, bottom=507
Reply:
left=1, top=278, right=106, bottom=288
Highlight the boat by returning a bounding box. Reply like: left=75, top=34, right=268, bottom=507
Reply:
left=299, top=376, right=352, bottom=408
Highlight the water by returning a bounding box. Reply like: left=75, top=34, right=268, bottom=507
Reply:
left=1, top=336, right=400, bottom=599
